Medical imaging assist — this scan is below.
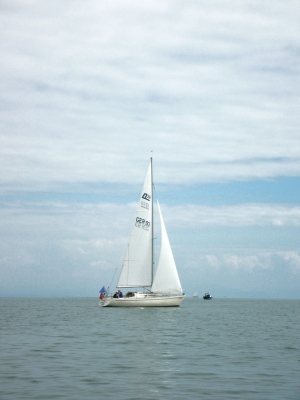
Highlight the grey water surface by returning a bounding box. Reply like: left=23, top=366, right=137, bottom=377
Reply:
left=1, top=298, right=299, bottom=399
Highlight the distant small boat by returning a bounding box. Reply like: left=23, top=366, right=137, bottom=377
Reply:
left=193, top=291, right=198, bottom=298
left=203, top=292, right=212, bottom=300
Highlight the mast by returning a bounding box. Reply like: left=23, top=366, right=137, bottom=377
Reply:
left=151, top=156, right=154, bottom=285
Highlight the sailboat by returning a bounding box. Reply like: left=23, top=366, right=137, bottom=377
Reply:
left=100, top=158, right=185, bottom=307
left=193, top=290, right=198, bottom=298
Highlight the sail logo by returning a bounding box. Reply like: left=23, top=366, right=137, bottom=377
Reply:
left=135, top=217, right=150, bottom=230
left=142, top=193, right=151, bottom=201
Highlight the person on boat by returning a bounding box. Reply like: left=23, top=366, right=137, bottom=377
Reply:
left=99, top=292, right=105, bottom=300
left=118, top=290, right=123, bottom=298
left=113, top=291, right=119, bottom=298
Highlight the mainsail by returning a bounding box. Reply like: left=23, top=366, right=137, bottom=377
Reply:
left=151, top=202, right=183, bottom=295
left=117, top=161, right=153, bottom=288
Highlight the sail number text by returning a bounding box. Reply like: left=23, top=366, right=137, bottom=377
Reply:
left=135, top=217, right=150, bottom=230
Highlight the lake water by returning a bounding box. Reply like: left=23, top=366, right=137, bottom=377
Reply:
left=1, top=298, right=299, bottom=399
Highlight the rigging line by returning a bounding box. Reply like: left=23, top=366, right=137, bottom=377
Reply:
left=107, top=267, right=118, bottom=293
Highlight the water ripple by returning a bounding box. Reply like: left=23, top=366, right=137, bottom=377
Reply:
left=1, top=298, right=300, bottom=399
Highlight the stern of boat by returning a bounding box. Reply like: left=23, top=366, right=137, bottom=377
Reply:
left=99, top=297, right=113, bottom=307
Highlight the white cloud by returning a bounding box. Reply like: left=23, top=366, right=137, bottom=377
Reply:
left=181, top=250, right=300, bottom=298
left=277, top=251, right=300, bottom=274
left=163, top=203, right=300, bottom=227
left=189, top=250, right=300, bottom=275
left=220, top=251, right=300, bottom=275
left=1, top=0, right=300, bottom=297
left=0, top=0, right=300, bottom=189
left=0, top=199, right=299, bottom=296
left=222, top=254, right=269, bottom=271
left=205, top=255, right=220, bottom=268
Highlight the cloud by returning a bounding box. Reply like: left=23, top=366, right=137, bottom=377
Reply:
left=182, top=250, right=300, bottom=298
left=0, top=1, right=299, bottom=297
left=186, top=250, right=300, bottom=273
left=222, top=254, right=269, bottom=271
left=163, top=203, right=300, bottom=227
left=0, top=199, right=299, bottom=297
left=277, top=251, right=300, bottom=274
left=1, top=0, right=300, bottom=190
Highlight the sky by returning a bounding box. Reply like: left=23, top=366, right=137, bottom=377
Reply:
left=1, top=0, right=300, bottom=298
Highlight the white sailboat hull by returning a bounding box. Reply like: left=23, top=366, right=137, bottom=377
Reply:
left=100, top=293, right=185, bottom=307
